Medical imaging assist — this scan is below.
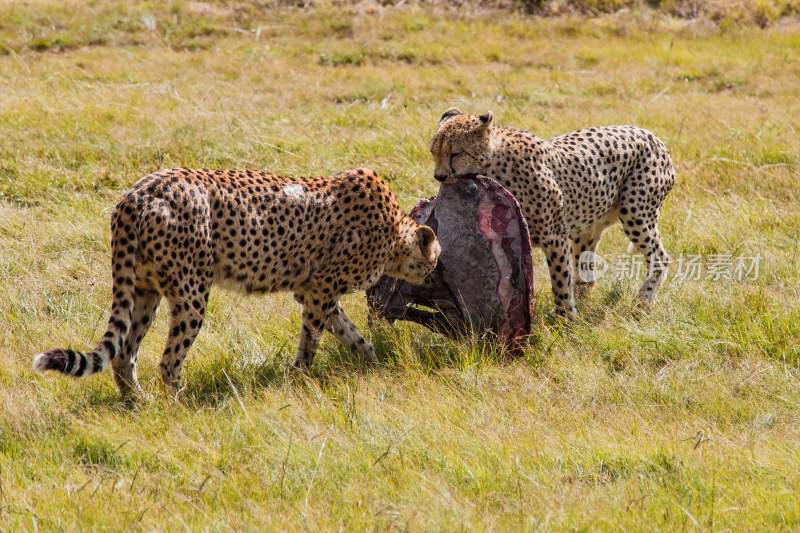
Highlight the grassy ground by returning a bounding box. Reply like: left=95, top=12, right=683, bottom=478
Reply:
left=1, top=1, right=799, bottom=530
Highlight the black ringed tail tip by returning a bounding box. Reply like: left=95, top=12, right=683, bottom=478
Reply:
left=33, top=350, right=69, bottom=373
left=32, top=349, right=105, bottom=377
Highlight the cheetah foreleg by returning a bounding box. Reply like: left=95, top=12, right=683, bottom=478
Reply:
left=543, top=233, right=578, bottom=317
left=293, top=301, right=329, bottom=370
left=326, top=304, right=378, bottom=364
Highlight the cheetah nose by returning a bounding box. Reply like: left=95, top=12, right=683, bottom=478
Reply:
left=434, top=173, right=448, bottom=182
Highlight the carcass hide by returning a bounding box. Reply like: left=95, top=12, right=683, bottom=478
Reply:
left=367, top=175, right=533, bottom=351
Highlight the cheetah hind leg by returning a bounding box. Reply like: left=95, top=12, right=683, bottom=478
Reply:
left=158, top=291, right=208, bottom=396
left=327, top=303, right=378, bottom=365
left=112, top=287, right=161, bottom=399
left=619, top=209, right=671, bottom=306
left=572, top=230, right=602, bottom=299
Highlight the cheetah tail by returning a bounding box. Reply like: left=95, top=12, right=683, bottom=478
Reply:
left=33, top=203, right=138, bottom=378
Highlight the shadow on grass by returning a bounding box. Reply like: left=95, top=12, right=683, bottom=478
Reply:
left=174, top=320, right=527, bottom=409
left=574, top=281, right=639, bottom=326
left=71, top=383, right=143, bottom=413
left=73, top=288, right=647, bottom=410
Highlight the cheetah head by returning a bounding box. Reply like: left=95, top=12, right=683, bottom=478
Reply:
left=430, top=108, right=493, bottom=182
left=385, top=217, right=441, bottom=285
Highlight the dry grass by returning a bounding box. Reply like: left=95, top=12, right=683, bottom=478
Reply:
left=1, top=1, right=799, bottom=531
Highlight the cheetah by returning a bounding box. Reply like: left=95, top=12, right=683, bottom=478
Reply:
left=33, top=167, right=440, bottom=397
left=430, top=108, right=675, bottom=315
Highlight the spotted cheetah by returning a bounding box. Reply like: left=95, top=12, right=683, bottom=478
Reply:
left=33, top=167, right=440, bottom=397
left=430, top=109, right=675, bottom=315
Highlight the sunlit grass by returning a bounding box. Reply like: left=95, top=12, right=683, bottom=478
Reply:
left=1, top=1, right=799, bottom=530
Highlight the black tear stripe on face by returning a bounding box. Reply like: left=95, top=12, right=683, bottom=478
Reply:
left=447, top=148, right=480, bottom=176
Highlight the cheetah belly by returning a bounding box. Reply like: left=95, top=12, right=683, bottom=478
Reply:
left=211, top=234, right=314, bottom=295
left=560, top=178, right=621, bottom=238
left=555, top=160, right=630, bottom=238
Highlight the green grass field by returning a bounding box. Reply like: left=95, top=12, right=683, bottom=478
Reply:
left=1, top=1, right=799, bottom=530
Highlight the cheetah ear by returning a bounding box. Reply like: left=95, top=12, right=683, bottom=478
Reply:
left=416, top=225, right=439, bottom=261
left=479, top=111, right=493, bottom=126
left=439, top=107, right=462, bottom=124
